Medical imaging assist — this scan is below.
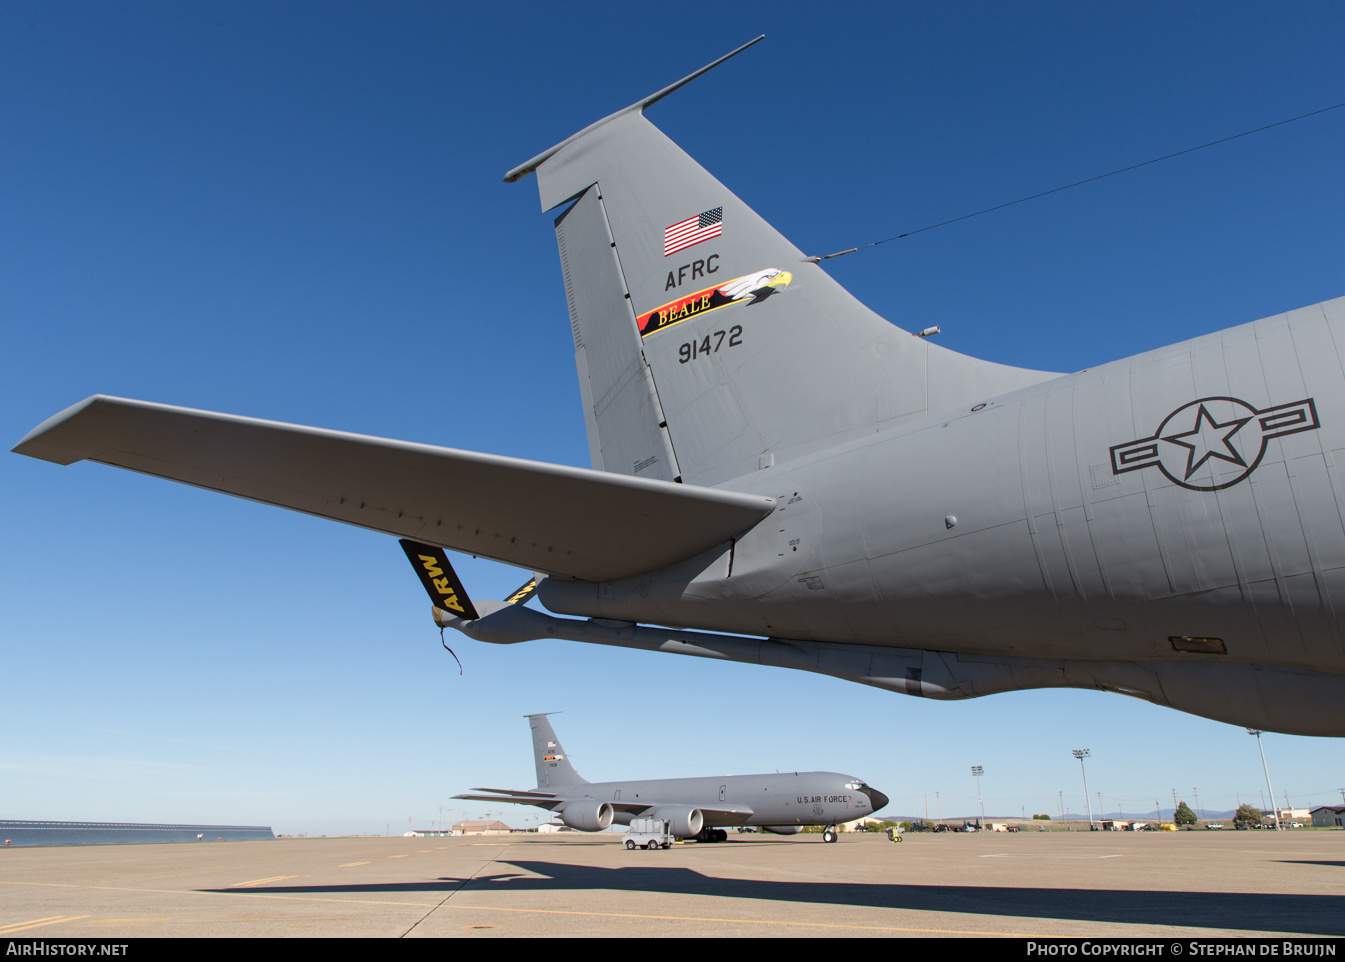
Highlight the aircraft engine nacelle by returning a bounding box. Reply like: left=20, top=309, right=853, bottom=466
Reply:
left=559, top=800, right=614, bottom=832
left=651, top=806, right=703, bottom=838
left=761, top=825, right=803, bottom=835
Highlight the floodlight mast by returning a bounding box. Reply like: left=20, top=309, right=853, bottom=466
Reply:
left=1247, top=729, right=1282, bottom=831
left=1073, top=750, right=1094, bottom=829
left=971, top=766, right=985, bottom=829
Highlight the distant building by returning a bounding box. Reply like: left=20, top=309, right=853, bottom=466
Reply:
left=537, top=822, right=576, bottom=834
left=1269, top=808, right=1311, bottom=821
left=848, top=818, right=887, bottom=831
left=1310, top=806, right=1345, bottom=828
left=451, top=820, right=513, bottom=836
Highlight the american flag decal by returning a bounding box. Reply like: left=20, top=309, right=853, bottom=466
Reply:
left=664, top=207, right=723, bottom=257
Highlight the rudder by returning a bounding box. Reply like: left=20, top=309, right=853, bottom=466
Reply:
left=554, top=188, right=681, bottom=482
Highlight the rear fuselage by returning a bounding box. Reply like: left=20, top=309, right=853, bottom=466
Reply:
left=539, top=299, right=1345, bottom=731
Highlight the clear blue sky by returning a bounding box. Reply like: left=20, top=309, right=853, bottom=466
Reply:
left=3, top=1, right=1343, bottom=835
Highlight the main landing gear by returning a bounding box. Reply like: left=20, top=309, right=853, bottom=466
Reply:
left=694, top=828, right=729, bottom=843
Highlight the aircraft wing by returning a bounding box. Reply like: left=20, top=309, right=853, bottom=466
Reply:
left=454, top=790, right=655, bottom=815
left=612, top=802, right=756, bottom=817
left=665, top=804, right=756, bottom=817
left=455, top=792, right=647, bottom=816
left=469, top=787, right=556, bottom=798
left=12, top=395, right=776, bottom=583
left=454, top=793, right=565, bottom=808
left=454, top=791, right=755, bottom=817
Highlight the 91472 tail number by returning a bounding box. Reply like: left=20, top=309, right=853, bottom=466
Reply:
left=679, top=325, right=742, bottom=363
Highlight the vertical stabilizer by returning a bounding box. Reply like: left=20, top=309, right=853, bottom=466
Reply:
left=528, top=713, right=587, bottom=790
left=511, top=43, right=1055, bottom=486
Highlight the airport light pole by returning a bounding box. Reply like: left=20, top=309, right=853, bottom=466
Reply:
left=1193, top=788, right=1203, bottom=822
left=971, top=766, right=985, bottom=829
left=1073, top=750, right=1094, bottom=830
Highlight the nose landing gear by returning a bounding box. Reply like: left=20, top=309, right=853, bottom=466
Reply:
left=821, top=827, right=838, bottom=843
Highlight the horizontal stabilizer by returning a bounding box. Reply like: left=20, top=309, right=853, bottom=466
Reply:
left=469, top=787, right=556, bottom=798
left=13, top=395, right=776, bottom=582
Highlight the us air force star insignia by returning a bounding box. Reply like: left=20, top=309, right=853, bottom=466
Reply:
left=1163, top=403, right=1252, bottom=481
left=1110, top=396, right=1319, bottom=492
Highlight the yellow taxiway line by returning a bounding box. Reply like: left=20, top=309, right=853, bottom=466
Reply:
left=229, top=875, right=297, bottom=888
left=0, top=915, right=89, bottom=935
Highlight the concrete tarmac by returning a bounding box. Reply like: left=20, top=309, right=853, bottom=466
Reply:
left=1, top=830, right=1341, bottom=938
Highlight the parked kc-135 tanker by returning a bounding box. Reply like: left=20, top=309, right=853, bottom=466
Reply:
left=454, top=714, right=889, bottom=843
left=15, top=38, right=1345, bottom=736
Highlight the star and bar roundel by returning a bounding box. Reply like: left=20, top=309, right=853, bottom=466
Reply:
left=1110, top=396, right=1320, bottom=492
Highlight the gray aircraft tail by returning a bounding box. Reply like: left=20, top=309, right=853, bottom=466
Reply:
left=528, top=713, right=587, bottom=790
left=508, top=39, right=1053, bottom=488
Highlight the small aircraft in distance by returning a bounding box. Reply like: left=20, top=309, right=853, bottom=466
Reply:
left=14, top=38, right=1345, bottom=737
left=453, top=714, right=889, bottom=844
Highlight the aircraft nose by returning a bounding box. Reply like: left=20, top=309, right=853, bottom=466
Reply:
left=862, top=787, right=889, bottom=813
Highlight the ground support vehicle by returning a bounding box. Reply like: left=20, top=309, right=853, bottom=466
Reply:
left=623, top=818, right=672, bottom=850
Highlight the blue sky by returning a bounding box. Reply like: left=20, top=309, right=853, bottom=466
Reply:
left=3, top=1, right=1344, bottom=835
